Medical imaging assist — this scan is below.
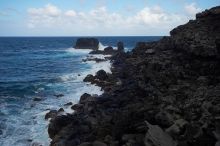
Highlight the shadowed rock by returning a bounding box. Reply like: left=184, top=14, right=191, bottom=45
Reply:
left=75, top=38, right=99, bottom=50
left=117, top=42, right=124, bottom=52
left=48, top=6, right=220, bottom=146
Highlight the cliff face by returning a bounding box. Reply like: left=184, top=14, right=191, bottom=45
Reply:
left=48, top=6, right=220, bottom=146
left=170, top=6, right=220, bottom=57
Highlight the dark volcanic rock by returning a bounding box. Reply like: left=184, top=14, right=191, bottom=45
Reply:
left=48, top=115, right=72, bottom=138
left=79, top=93, right=96, bottom=104
left=54, top=94, right=64, bottom=98
left=45, top=110, right=58, bottom=120
left=64, top=102, right=73, bottom=106
left=96, top=70, right=108, bottom=80
left=75, top=38, right=99, bottom=50
left=83, top=74, right=95, bottom=82
left=48, top=6, right=220, bottom=146
left=170, top=6, right=220, bottom=57
left=104, top=46, right=114, bottom=52
left=117, top=41, right=124, bottom=52
left=33, top=97, right=42, bottom=101
left=89, top=46, right=118, bottom=55
left=144, top=121, right=177, bottom=146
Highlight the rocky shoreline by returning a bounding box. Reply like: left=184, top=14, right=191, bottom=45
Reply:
left=48, top=6, right=220, bottom=146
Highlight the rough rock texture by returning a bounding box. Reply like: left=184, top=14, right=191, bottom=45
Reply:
left=48, top=6, right=220, bottom=146
left=89, top=46, right=119, bottom=55
left=170, top=6, right=220, bottom=57
left=117, top=42, right=124, bottom=52
left=75, top=38, right=99, bottom=50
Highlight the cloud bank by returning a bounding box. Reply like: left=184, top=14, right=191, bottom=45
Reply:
left=27, top=3, right=201, bottom=36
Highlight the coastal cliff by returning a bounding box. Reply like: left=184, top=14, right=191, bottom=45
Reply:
left=48, top=6, right=220, bottom=146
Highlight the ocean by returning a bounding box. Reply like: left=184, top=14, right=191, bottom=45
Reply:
left=0, top=36, right=161, bottom=146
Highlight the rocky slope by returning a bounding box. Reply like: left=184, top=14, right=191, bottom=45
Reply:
left=48, top=6, right=220, bottom=146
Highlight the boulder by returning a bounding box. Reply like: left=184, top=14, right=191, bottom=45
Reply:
left=144, top=121, right=177, bottom=146
left=83, top=74, right=95, bottom=83
left=104, top=46, right=116, bottom=54
left=54, top=94, right=64, bottom=98
left=145, top=49, right=155, bottom=54
left=75, top=38, right=99, bottom=50
left=64, top=102, right=73, bottom=106
left=117, top=42, right=124, bottom=52
left=96, top=70, right=108, bottom=80
left=89, top=50, right=103, bottom=54
left=92, top=141, right=107, bottom=146
left=48, top=115, right=72, bottom=138
left=89, top=46, right=117, bottom=55
left=45, top=110, right=58, bottom=120
left=71, top=104, right=84, bottom=111
left=79, top=93, right=96, bottom=104
left=166, top=119, right=188, bottom=137
left=155, top=111, right=174, bottom=128
left=33, top=97, right=42, bottom=101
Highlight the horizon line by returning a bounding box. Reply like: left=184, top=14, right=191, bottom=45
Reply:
left=0, top=35, right=165, bottom=37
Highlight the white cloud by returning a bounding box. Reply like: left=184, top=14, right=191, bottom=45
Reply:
left=184, top=3, right=201, bottom=17
left=135, top=6, right=182, bottom=26
left=28, top=4, right=61, bottom=17
left=27, top=4, right=191, bottom=35
left=65, top=10, right=76, bottom=17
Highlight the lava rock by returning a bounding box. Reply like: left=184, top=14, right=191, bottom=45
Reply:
left=79, top=93, right=96, bottom=104
left=75, top=38, right=99, bottom=50
left=83, top=74, right=95, bottom=83
left=64, top=102, right=73, bottom=106
left=144, top=121, right=177, bottom=146
left=54, top=94, right=64, bottom=98
left=96, top=70, right=108, bottom=80
left=33, top=97, right=42, bottom=101
left=48, top=115, right=72, bottom=138
left=117, top=42, right=124, bottom=52
left=92, top=141, right=107, bottom=146
left=45, top=110, right=58, bottom=120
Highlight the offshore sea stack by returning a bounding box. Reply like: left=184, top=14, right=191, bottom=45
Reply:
left=48, top=6, right=220, bottom=146
left=74, top=38, right=99, bottom=50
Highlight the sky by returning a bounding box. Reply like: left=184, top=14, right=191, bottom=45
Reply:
left=0, top=0, right=219, bottom=36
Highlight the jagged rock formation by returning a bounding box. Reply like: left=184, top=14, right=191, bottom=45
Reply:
left=74, top=38, right=99, bottom=50
left=48, top=6, right=220, bottom=146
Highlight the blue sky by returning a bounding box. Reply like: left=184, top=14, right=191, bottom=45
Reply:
left=0, top=0, right=219, bottom=36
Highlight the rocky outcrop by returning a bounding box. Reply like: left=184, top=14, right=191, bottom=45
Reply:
left=75, top=38, right=99, bottom=50
left=170, top=6, right=220, bottom=57
left=48, top=6, right=220, bottom=146
left=117, top=42, right=124, bottom=52
left=89, top=46, right=119, bottom=55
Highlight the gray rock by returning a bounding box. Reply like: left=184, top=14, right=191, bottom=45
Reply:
left=166, top=119, right=188, bottom=137
left=155, top=111, right=174, bottom=127
left=145, top=49, right=155, bottom=54
left=92, top=141, right=107, bottom=146
left=216, top=141, right=220, bottom=146
left=144, top=121, right=177, bottom=146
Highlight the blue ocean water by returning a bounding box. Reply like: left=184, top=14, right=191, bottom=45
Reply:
left=0, top=36, right=161, bottom=146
